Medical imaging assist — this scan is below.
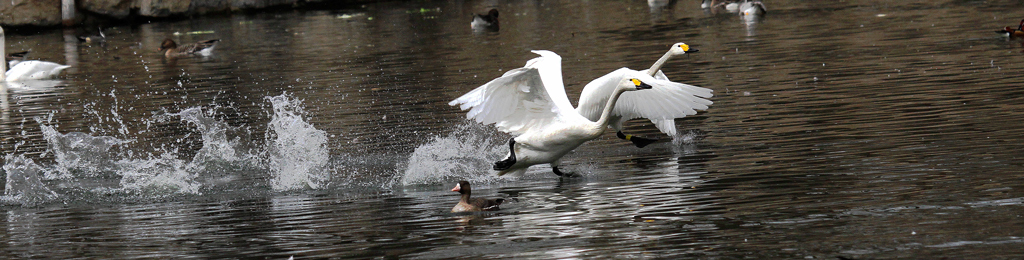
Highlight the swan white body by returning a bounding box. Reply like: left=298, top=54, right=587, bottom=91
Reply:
left=6, top=61, right=71, bottom=81
left=1, top=26, right=71, bottom=82
left=450, top=50, right=679, bottom=176
left=578, top=43, right=712, bottom=141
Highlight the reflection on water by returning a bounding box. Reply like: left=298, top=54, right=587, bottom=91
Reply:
left=2, top=0, right=1024, bottom=258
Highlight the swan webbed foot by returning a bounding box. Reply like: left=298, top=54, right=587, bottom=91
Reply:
left=616, top=131, right=658, bottom=148
left=552, top=166, right=581, bottom=178
left=493, top=138, right=517, bottom=170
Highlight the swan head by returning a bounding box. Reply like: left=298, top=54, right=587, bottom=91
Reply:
left=624, top=78, right=653, bottom=91
left=669, top=42, right=698, bottom=55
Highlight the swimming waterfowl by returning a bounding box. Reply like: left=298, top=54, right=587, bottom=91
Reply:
left=577, top=43, right=706, bottom=148
left=739, top=0, right=766, bottom=16
left=158, top=38, right=220, bottom=57
left=471, top=9, right=500, bottom=31
left=701, top=0, right=765, bottom=15
left=1, top=27, right=71, bottom=82
left=6, top=50, right=28, bottom=67
left=451, top=181, right=504, bottom=212
left=450, top=50, right=708, bottom=177
left=996, top=19, right=1024, bottom=38
left=76, top=27, right=106, bottom=43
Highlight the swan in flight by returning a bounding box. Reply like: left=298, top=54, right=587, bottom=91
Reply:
left=578, top=42, right=710, bottom=148
left=449, top=50, right=711, bottom=177
left=0, top=26, right=71, bottom=82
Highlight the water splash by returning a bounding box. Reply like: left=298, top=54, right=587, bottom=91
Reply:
left=0, top=93, right=333, bottom=206
left=265, top=95, right=330, bottom=190
left=2, top=155, right=57, bottom=206
left=400, top=123, right=506, bottom=185
left=171, top=107, right=254, bottom=164
left=40, top=122, right=128, bottom=178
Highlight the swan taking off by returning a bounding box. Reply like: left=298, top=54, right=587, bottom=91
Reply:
left=579, top=43, right=710, bottom=148
left=1, top=26, right=71, bottom=82
left=449, top=50, right=712, bottom=177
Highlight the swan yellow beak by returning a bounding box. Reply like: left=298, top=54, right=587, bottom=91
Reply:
left=631, top=79, right=653, bottom=90
left=679, top=43, right=698, bottom=53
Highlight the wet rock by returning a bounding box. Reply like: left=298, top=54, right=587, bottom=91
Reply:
left=0, top=0, right=62, bottom=27
left=231, top=0, right=294, bottom=10
left=80, top=0, right=134, bottom=19
left=137, top=0, right=192, bottom=17
left=190, top=0, right=231, bottom=14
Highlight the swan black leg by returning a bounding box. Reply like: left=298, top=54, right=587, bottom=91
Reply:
left=552, top=166, right=581, bottom=178
left=493, top=138, right=517, bottom=170
left=617, top=131, right=657, bottom=148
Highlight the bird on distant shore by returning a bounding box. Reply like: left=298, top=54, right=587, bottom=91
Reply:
left=471, top=9, right=500, bottom=32
left=158, top=38, right=220, bottom=57
left=996, top=19, right=1024, bottom=38
left=451, top=181, right=504, bottom=212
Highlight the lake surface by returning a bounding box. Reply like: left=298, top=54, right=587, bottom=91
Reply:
left=2, top=0, right=1023, bottom=258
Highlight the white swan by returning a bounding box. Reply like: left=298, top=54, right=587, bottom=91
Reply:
left=0, top=26, right=71, bottom=82
left=450, top=50, right=694, bottom=177
left=577, top=42, right=711, bottom=148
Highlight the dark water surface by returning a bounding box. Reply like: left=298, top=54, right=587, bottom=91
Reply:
left=2, top=0, right=1023, bottom=258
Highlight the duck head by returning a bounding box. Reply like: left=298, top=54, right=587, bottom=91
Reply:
left=451, top=180, right=471, bottom=194
left=157, top=38, right=177, bottom=51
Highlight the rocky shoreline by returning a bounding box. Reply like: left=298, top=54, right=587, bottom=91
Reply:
left=1, top=0, right=372, bottom=28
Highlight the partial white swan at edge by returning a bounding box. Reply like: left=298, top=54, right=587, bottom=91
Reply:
left=449, top=50, right=712, bottom=177
left=1, top=26, right=71, bottom=82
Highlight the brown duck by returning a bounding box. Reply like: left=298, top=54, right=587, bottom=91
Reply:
left=158, top=38, right=220, bottom=57
left=451, top=181, right=504, bottom=212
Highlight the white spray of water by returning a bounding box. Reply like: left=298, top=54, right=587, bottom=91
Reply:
left=400, top=123, right=507, bottom=185
left=40, top=122, right=128, bottom=178
left=1, top=93, right=334, bottom=205
left=265, top=95, right=330, bottom=191
left=2, top=154, right=58, bottom=205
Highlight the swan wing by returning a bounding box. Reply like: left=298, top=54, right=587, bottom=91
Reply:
left=449, top=51, right=575, bottom=135
left=640, top=68, right=670, bottom=80
left=5, top=61, right=71, bottom=81
left=578, top=68, right=713, bottom=136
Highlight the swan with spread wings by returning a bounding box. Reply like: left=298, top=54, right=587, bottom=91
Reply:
left=449, top=49, right=712, bottom=177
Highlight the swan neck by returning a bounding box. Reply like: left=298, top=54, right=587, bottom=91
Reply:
left=595, top=86, right=627, bottom=127
left=647, top=51, right=673, bottom=76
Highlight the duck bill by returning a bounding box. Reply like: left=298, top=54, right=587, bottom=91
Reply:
left=688, top=48, right=699, bottom=53
left=451, top=183, right=461, bottom=192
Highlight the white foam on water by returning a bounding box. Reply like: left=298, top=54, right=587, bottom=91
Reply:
left=0, top=93, right=338, bottom=205
left=39, top=122, right=128, bottom=179
left=1, top=155, right=58, bottom=206
left=265, top=94, right=330, bottom=191
left=399, top=123, right=508, bottom=186
left=116, top=152, right=201, bottom=195
left=171, top=107, right=255, bottom=164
